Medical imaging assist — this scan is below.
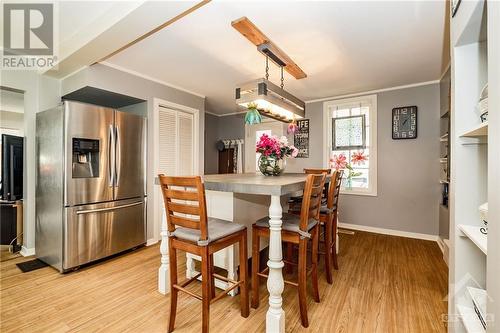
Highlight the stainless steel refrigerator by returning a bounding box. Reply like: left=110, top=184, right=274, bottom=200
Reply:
left=36, top=100, right=146, bottom=272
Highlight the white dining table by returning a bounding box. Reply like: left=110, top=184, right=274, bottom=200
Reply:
left=158, top=173, right=330, bottom=333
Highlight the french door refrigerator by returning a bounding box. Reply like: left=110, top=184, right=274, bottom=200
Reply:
left=36, top=100, right=146, bottom=272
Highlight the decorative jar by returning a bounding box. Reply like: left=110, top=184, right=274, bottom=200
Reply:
left=258, top=155, right=286, bottom=176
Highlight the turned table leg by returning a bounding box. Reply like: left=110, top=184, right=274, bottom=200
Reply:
left=266, top=195, right=285, bottom=333
left=158, top=220, right=170, bottom=295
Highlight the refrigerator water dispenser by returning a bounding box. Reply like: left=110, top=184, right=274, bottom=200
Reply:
left=72, top=138, right=99, bottom=178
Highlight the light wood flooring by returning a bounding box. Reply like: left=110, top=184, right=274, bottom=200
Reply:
left=0, top=231, right=448, bottom=332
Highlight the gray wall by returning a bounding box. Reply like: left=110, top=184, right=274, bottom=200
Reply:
left=214, top=83, right=441, bottom=236
left=299, top=84, right=441, bottom=236
left=204, top=113, right=246, bottom=174
left=205, top=113, right=219, bottom=174
left=62, top=63, right=206, bottom=242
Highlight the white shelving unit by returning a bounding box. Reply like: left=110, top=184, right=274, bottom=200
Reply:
left=460, top=121, right=488, bottom=138
left=458, top=224, right=487, bottom=255
left=449, top=0, right=499, bottom=332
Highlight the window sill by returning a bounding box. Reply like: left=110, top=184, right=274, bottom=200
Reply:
left=340, top=188, right=377, bottom=197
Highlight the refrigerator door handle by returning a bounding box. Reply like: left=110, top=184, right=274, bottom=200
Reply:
left=76, top=201, right=142, bottom=215
left=108, top=124, right=115, bottom=187
left=115, top=125, right=121, bottom=187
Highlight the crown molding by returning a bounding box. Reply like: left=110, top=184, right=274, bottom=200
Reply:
left=304, top=80, right=440, bottom=104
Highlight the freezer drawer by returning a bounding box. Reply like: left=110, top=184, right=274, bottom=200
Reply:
left=63, top=198, right=145, bottom=270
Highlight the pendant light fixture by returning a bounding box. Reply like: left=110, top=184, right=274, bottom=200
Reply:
left=237, top=54, right=305, bottom=124
left=232, top=17, right=306, bottom=125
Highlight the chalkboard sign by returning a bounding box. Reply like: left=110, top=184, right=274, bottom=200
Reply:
left=294, top=119, right=310, bottom=158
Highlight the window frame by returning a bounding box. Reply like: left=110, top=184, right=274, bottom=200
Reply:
left=323, top=94, right=378, bottom=196
left=332, top=114, right=367, bottom=150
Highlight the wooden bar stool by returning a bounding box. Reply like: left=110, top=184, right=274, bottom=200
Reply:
left=288, top=168, right=342, bottom=284
left=251, top=173, right=326, bottom=328
left=158, top=175, right=249, bottom=333
left=319, top=169, right=343, bottom=282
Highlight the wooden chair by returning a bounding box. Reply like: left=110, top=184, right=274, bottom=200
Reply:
left=319, top=169, right=343, bottom=282
left=288, top=168, right=331, bottom=205
left=251, top=173, right=326, bottom=328
left=158, top=175, right=249, bottom=333
left=287, top=169, right=342, bottom=284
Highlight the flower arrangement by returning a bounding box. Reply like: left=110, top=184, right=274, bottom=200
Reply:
left=330, top=150, right=368, bottom=188
left=256, top=134, right=298, bottom=175
left=287, top=118, right=298, bottom=134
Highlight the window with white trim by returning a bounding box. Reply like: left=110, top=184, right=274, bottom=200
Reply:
left=324, top=95, right=377, bottom=196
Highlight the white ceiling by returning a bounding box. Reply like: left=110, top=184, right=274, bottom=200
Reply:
left=106, top=1, right=447, bottom=115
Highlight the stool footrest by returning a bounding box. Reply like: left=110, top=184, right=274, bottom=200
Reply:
left=173, top=284, right=203, bottom=300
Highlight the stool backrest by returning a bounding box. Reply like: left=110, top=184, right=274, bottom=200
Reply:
left=158, top=174, right=208, bottom=241
left=327, top=170, right=343, bottom=210
left=303, top=168, right=331, bottom=201
left=303, top=168, right=331, bottom=175
left=300, top=173, right=327, bottom=232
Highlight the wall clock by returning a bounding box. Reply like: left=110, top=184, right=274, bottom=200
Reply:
left=392, top=106, right=417, bottom=140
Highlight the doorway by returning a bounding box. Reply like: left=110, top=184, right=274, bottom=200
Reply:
left=0, top=86, right=25, bottom=260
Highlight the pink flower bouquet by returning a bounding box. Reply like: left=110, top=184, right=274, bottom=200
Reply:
left=330, top=150, right=368, bottom=187
left=256, top=134, right=298, bottom=175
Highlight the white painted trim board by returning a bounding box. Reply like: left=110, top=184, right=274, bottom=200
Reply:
left=20, top=246, right=35, bottom=257
left=339, top=222, right=438, bottom=241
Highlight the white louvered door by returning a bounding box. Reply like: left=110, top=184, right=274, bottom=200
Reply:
left=158, top=106, right=195, bottom=176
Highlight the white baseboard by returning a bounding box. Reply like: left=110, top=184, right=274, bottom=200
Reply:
left=437, top=237, right=450, bottom=266
left=146, top=238, right=158, bottom=246
left=437, top=237, right=445, bottom=253
left=20, top=246, right=35, bottom=257
left=338, top=222, right=439, bottom=242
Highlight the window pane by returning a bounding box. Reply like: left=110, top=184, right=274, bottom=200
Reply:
left=333, top=115, right=365, bottom=150
left=350, top=168, right=369, bottom=188
left=334, top=108, right=350, bottom=117
left=350, top=107, right=361, bottom=116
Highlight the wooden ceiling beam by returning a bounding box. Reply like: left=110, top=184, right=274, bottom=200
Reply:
left=231, top=17, right=307, bottom=80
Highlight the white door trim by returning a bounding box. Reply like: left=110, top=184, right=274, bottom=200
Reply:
left=151, top=98, right=200, bottom=244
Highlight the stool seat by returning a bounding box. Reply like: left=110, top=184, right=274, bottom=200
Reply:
left=256, top=213, right=317, bottom=238
left=172, top=218, right=245, bottom=246
left=319, top=205, right=336, bottom=215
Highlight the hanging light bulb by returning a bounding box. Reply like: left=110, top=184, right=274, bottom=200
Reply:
left=287, top=116, right=298, bottom=134
left=244, top=102, right=262, bottom=125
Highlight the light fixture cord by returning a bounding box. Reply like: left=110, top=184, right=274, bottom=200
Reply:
left=280, top=66, right=284, bottom=89
left=265, top=55, right=269, bottom=80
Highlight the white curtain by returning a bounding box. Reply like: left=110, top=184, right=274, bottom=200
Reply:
left=223, top=139, right=244, bottom=173
left=236, top=141, right=243, bottom=174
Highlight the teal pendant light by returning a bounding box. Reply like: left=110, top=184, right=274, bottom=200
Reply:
left=244, top=103, right=262, bottom=125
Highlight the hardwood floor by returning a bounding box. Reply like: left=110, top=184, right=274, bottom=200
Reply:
left=0, top=231, right=448, bottom=333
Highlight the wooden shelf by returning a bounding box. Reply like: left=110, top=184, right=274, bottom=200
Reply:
left=457, top=305, right=485, bottom=333
left=458, top=224, right=487, bottom=255
left=460, top=122, right=488, bottom=138
left=440, top=158, right=448, bottom=163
